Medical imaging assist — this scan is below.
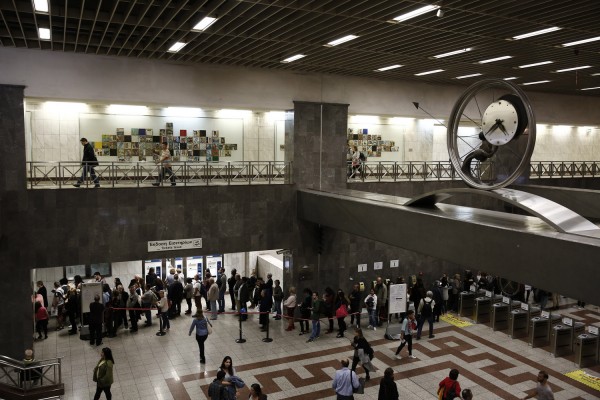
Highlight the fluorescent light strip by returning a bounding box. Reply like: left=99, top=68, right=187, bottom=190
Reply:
left=415, top=69, right=444, bottom=76
left=393, top=5, right=440, bottom=22
left=503, top=77, right=518, bottom=81
left=591, top=73, right=600, bottom=76
left=479, top=55, right=512, bottom=64
left=518, top=61, right=553, bottom=69
left=512, top=26, right=561, bottom=40
left=456, top=73, right=482, bottom=79
left=433, top=48, right=472, bottom=59
left=522, top=80, right=551, bottom=86
left=168, top=42, right=187, bottom=52
left=33, top=0, right=48, bottom=12
left=581, top=86, right=600, bottom=91
left=281, top=54, right=306, bottom=63
left=555, top=65, right=591, bottom=73
left=562, top=36, right=600, bottom=47
left=193, top=17, right=217, bottom=31
left=38, top=28, right=50, bottom=40
left=325, top=35, right=358, bottom=47
left=375, top=64, right=403, bottom=72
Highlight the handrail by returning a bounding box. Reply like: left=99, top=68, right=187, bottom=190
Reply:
left=346, top=160, right=600, bottom=182
left=26, top=160, right=292, bottom=189
left=0, top=355, right=63, bottom=397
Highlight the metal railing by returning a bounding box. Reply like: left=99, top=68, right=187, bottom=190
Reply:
left=346, top=161, right=600, bottom=182
left=0, top=355, right=63, bottom=397
left=26, top=161, right=292, bottom=189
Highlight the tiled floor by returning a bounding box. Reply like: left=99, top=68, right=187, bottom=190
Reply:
left=34, top=300, right=600, bottom=399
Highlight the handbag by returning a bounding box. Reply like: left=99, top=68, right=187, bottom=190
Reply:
left=351, top=371, right=365, bottom=394
left=206, top=317, right=213, bottom=334
left=335, top=304, right=349, bottom=318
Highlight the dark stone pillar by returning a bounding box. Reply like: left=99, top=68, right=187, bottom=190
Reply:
left=0, top=84, right=32, bottom=358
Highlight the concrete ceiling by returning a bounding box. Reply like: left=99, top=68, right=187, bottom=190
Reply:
left=2, top=0, right=600, bottom=96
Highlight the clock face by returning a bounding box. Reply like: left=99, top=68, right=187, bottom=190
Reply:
left=481, top=100, right=519, bottom=145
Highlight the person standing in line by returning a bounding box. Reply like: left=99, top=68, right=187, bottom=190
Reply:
left=207, top=278, right=219, bottom=320
left=184, top=277, right=194, bottom=314
left=298, top=288, right=312, bottom=335
left=73, top=138, right=100, bottom=188
left=218, top=268, right=227, bottom=313
left=152, top=142, right=176, bottom=186
left=126, top=285, right=140, bottom=332
left=34, top=301, right=49, bottom=340
left=348, top=283, right=361, bottom=329
left=374, top=277, right=388, bottom=327
left=395, top=309, right=417, bottom=359
left=332, top=358, right=360, bottom=400
left=89, top=294, right=105, bottom=346
left=364, top=288, right=378, bottom=330
left=188, top=310, right=210, bottom=364
left=272, top=280, right=283, bottom=320
left=228, top=269, right=238, bottom=311
left=52, top=281, right=65, bottom=330
left=437, top=368, right=462, bottom=400
left=522, top=370, right=554, bottom=400
left=378, top=367, right=399, bottom=400
left=36, top=281, right=48, bottom=308
left=307, top=291, right=322, bottom=343
left=156, top=290, right=170, bottom=335
left=283, top=286, right=297, bottom=331
left=92, top=347, right=114, bottom=400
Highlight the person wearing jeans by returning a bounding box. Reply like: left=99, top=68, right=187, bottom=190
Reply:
left=364, top=289, right=378, bottom=329
left=207, top=278, right=219, bottom=320
left=307, top=292, right=322, bottom=342
left=188, top=310, right=209, bottom=364
left=395, top=310, right=417, bottom=359
left=73, top=138, right=100, bottom=188
left=152, top=142, right=176, bottom=186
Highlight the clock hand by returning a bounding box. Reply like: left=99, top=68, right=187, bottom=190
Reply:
left=498, top=121, right=509, bottom=135
left=485, top=121, right=499, bottom=135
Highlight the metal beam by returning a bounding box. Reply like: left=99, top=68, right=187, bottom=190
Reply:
left=298, top=188, right=600, bottom=305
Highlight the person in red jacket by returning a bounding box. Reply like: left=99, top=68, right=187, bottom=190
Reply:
left=34, top=301, right=49, bottom=340
left=438, top=368, right=462, bottom=400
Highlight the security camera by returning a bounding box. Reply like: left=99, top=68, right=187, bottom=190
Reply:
left=436, top=9, right=444, bottom=17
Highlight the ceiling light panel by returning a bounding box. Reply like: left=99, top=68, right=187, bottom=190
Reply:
left=193, top=17, right=217, bottom=31
left=38, top=28, right=50, bottom=40
left=433, top=48, right=472, bottom=59
left=375, top=65, right=403, bottom=72
left=555, top=66, right=591, bottom=73
left=512, top=26, right=562, bottom=40
left=325, top=35, right=358, bottom=47
left=415, top=69, right=444, bottom=76
left=392, top=5, right=440, bottom=22
left=562, top=36, right=600, bottom=47
left=479, top=56, right=512, bottom=64
left=456, top=73, right=482, bottom=79
left=281, top=54, right=306, bottom=63
left=33, top=0, right=48, bottom=13
left=168, top=42, right=187, bottom=53
left=522, top=80, right=551, bottom=86
left=518, top=61, right=553, bottom=69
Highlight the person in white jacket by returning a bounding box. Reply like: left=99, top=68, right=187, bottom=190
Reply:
left=364, top=289, right=378, bottom=330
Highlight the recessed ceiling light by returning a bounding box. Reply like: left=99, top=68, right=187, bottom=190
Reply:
left=562, top=36, right=600, bottom=47
left=415, top=69, right=444, bottom=76
left=503, top=77, right=518, bottom=81
left=522, top=80, right=551, bottom=86
left=192, top=17, right=217, bottom=31
left=281, top=54, right=306, bottom=63
left=555, top=66, right=591, bottom=73
left=591, top=73, right=600, bottom=76
left=38, top=28, right=51, bottom=40
left=392, top=5, right=440, bottom=22
left=518, top=61, right=553, bottom=69
left=324, top=35, right=358, bottom=47
left=455, top=73, right=482, bottom=79
left=375, top=64, right=403, bottom=72
left=33, top=0, right=48, bottom=13
left=478, top=56, right=512, bottom=64
left=581, top=86, right=600, bottom=91
left=433, top=48, right=472, bottom=59
left=512, top=27, right=561, bottom=40
left=168, top=42, right=187, bottom=53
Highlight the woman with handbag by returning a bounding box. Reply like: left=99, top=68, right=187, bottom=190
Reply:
left=188, top=309, right=211, bottom=364
left=351, top=328, right=374, bottom=381
left=335, top=289, right=349, bottom=338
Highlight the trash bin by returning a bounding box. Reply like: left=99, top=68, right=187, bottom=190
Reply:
left=551, top=324, right=573, bottom=357
left=459, top=291, right=476, bottom=318
left=575, top=333, right=599, bottom=367
left=509, top=309, right=528, bottom=339
left=491, top=303, right=509, bottom=331
left=474, top=297, right=491, bottom=323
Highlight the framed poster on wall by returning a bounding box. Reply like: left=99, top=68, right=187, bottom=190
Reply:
left=65, top=265, right=87, bottom=281
left=186, top=256, right=203, bottom=279
left=90, top=263, right=111, bottom=278
left=205, top=254, right=222, bottom=277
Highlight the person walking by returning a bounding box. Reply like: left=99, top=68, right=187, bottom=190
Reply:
left=188, top=310, right=210, bottom=364
left=522, top=370, right=554, bottom=400
left=378, top=367, right=399, bottom=400
left=152, top=142, right=176, bottom=186
left=351, top=328, right=374, bottom=381
left=437, top=368, right=462, bottom=400
left=416, top=290, right=436, bottom=340
left=73, top=138, right=100, bottom=187
left=92, top=347, right=114, bottom=400
left=395, top=309, right=417, bottom=359
left=332, top=358, right=360, bottom=400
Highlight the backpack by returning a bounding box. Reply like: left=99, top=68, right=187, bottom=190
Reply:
left=359, top=152, right=366, bottom=162
left=421, top=299, right=432, bottom=318
left=365, top=296, right=374, bottom=309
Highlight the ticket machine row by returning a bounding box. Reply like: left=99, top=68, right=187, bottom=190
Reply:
left=458, top=290, right=599, bottom=368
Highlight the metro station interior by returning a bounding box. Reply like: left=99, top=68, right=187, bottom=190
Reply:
left=1, top=1, right=600, bottom=399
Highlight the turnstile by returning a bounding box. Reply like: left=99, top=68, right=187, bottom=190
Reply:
left=491, top=303, right=509, bottom=331
left=575, top=333, right=599, bottom=368
left=551, top=324, right=573, bottom=357
left=474, top=297, right=491, bottom=323
left=509, top=309, right=528, bottom=339
left=459, top=291, right=476, bottom=318
left=529, top=314, right=561, bottom=348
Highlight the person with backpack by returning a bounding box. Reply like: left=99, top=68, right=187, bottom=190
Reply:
left=416, top=290, right=436, bottom=340
left=437, top=368, right=462, bottom=400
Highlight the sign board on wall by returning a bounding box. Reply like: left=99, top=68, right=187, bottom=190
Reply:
left=205, top=255, right=223, bottom=277
left=374, top=261, right=383, bottom=270
left=358, top=264, right=367, bottom=273
left=186, top=256, right=203, bottom=280
left=390, top=260, right=399, bottom=268
left=148, top=238, right=202, bottom=252
left=389, top=284, right=407, bottom=314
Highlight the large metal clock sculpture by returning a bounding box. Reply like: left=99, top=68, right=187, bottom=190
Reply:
left=447, top=79, right=536, bottom=190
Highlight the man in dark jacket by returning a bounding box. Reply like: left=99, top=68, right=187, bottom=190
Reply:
left=73, top=137, right=100, bottom=187
left=238, top=277, right=250, bottom=321
left=168, top=275, right=184, bottom=317
left=89, top=294, right=105, bottom=346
